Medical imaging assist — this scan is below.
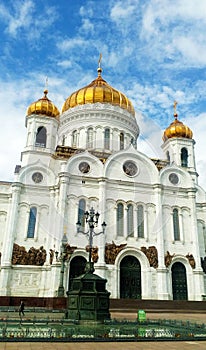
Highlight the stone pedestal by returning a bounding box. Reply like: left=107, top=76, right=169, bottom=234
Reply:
left=66, top=262, right=110, bottom=322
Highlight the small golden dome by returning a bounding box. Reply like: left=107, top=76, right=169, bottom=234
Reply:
left=62, top=67, right=135, bottom=116
left=27, top=90, right=60, bottom=119
left=163, top=113, right=193, bottom=142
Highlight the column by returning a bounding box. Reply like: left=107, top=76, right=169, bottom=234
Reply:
left=1, top=183, right=22, bottom=265
left=58, top=173, right=70, bottom=242
left=188, top=189, right=204, bottom=300
left=95, top=179, right=106, bottom=277
left=0, top=182, right=22, bottom=295
left=154, top=184, right=169, bottom=300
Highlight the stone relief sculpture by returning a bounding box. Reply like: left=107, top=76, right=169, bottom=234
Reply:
left=141, top=246, right=158, bottom=268
left=86, top=246, right=98, bottom=263
left=65, top=244, right=77, bottom=260
left=12, top=243, right=46, bottom=266
left=165, top=251, right=175, bottom=267
left=105, top=242, right=127, bottom=264
left=186, top=253, right=196, bottom=269
left=49, top=249, right=54, bottom=264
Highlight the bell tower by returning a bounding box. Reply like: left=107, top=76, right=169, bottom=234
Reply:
left=21, top=89, right=60, bottom=167
left=162, top=102, right=198, bottom=183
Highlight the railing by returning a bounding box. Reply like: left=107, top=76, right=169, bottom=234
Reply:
left=0, top=318, right=206, bottom=342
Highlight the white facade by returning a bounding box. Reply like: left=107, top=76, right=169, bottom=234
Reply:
left=0, top=72, right=206, bottom=301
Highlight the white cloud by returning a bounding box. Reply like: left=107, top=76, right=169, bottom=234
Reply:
left=0, top=0, right=34, bottom=36
left=110, top=1, right=138, bottom=22
left=80, top=18, right=94, bottom=33
left=79, top=6, right=93, bottom=18
left=57, top=60, right=73, bottom=69
left=57, top=38, right=87, bottom=51
left=0, top=0, right=58, bottom=41
left=140, top=0, right=206, bottom=67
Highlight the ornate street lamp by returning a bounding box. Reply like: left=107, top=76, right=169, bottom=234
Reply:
left=67, top=208, right=110, bottom=322
left=57, top=232, right=68, bottom=297
left=76, top=207, right=106, bottom=272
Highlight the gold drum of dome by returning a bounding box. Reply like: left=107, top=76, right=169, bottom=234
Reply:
left=62, top=67, right=135, bottom=117
left=27, top=90, right=60, bottom=119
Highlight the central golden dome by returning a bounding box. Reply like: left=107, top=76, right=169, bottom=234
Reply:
left=62, top=67, right=135, bottom=116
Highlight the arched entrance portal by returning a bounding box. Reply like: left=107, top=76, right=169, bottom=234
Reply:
left=172, top=262, right=188, bottom=300
left=120, top=255, right=141, bottom=299
left=68, top=256, right=87, bottom=291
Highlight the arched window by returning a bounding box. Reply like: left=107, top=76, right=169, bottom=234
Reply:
left=35, top=126, right=46, bottom=147
left=117, top=203, right=124, bottom=236
left=166, top=151, right=170, bottom=163
left=27, top=207, right=37, bottom=238
left=127, top=204, right=134, bottom=237
left=78, top=199, right=86, bottom=230
left=181, top=148, right=188, bottom=167
left=173, top=208, right=180, bottom=240
left=137, top=205, right=144, bottom=238
left=87, top=128, right=93, bottom=148
left=72, top=130, right=77, bottom=147
left=104, top=128, right=110, bottom=150
left=120, top=133, right=124, bottom=150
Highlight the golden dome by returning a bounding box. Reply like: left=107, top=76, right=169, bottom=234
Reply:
left=62, top=67, right=135, bottom=116
left=163, top=113, right=193, bottom=142
left=27, top=90, right=60, bottom=119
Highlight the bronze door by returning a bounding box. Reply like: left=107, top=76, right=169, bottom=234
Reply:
left=172, top=262, right=188, bottom=300
left=120, top=256, right=141, bottom=299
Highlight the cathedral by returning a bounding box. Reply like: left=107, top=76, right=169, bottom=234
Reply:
left=0, top=62, right=206, bottom=301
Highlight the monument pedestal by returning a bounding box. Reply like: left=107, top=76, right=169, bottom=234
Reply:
left=67, top=262, right=110, bottom=322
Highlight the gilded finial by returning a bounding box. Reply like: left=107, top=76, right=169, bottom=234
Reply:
left=44, top=77, right=48, bottom=96
left=98, top=53, right=102, bottom=68
left=173, top=100, right=178, bottom=119
left=97, top=53, right=102, bottom=76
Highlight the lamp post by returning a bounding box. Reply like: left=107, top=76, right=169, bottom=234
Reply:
left=57, top=233, right=68, bottom=297
left=76, top=207, right=106, bottom=272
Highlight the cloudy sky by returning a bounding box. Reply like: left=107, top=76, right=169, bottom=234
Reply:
left=1, top=0, right=206, bottom=187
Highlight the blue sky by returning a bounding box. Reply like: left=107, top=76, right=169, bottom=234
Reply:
left=1, top=0, right=206, bottom=186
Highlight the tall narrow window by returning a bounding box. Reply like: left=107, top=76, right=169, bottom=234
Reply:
left=120, top=133, right=124, bottom=150
left=104, top=128, right=110, bottom=150
left=173, top=208, right=180, bottom=241
left=117, top=203, right=124, bottom=236
left=78, top=199, right=86, bottom=230
left=87, top=128, right=93, bottom=148
left=35, top=127, right=46, bottom=147
left=137, top=205, right=144, bottom=238
left=166, top=151, right=170, bottom=163
left=72, top=130, right=77, bottom=147
left=127, top=204, right=134, bottom=237
left=181, top=148, right=188, bottom=167
left=27, top=207, right=37, bottom=238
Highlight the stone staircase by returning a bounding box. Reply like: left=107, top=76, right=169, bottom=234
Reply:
left=110, top=299, right=206, bottom=313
